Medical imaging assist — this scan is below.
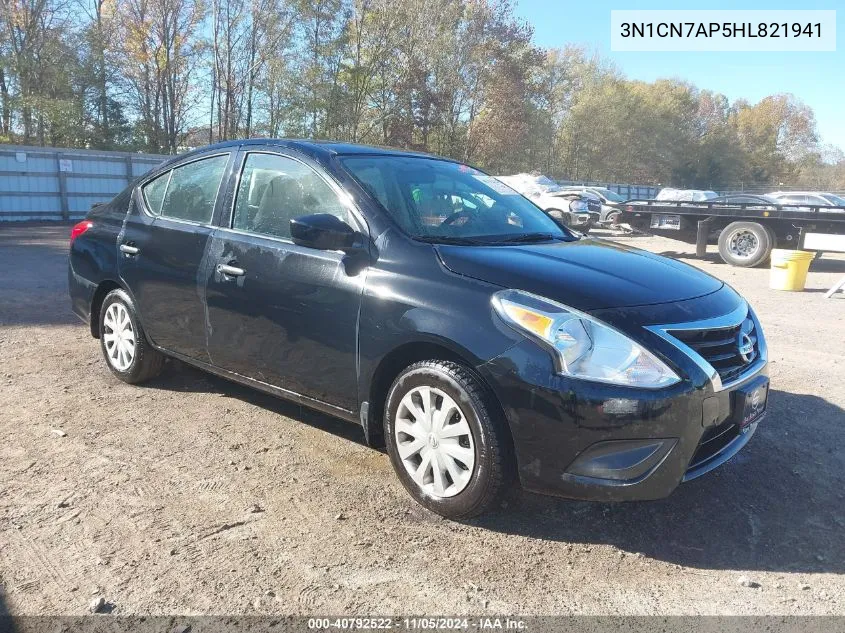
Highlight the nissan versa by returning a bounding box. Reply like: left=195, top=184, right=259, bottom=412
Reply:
left=68, top=140, right=769, bottom=519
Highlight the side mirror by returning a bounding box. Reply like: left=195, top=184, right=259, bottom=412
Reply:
left=290, top=213, right=357, bottom=251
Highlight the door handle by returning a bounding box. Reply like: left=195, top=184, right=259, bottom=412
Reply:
left=120, top=243, right=140, bottom=255
left=217, top=263, right=245, bottom=277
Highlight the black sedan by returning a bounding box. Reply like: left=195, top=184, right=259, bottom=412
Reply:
left=68, top=140, right=769, bottom=519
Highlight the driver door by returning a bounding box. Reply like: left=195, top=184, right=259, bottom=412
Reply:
left=204, top=149, right=367, bottom=412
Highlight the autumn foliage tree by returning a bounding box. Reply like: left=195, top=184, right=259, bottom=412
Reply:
left=0, top=0, right=841, bottom=189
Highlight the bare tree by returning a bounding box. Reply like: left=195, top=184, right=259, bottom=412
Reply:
left=116, top=0, right=204, bottom=152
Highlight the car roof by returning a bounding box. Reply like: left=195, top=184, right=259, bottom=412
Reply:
left=157, top=139, right=449, bottom=172
left=716, top=194, right=769, bottom=199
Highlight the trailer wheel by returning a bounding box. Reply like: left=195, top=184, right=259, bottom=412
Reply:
left=717, top=222, right=772, bottom=268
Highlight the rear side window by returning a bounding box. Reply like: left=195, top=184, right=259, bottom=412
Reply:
left=141, top=154, right=229, bottom=223
left=231, top=153, right=351, bottom=240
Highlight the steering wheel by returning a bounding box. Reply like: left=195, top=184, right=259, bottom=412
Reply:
left=440, top=207, right=478, bottom=227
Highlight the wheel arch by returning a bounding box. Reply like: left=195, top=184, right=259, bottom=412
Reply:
left=363, top=339, right=508, bottom=450
left=89, top=279, right=125, bottom=338
left=544, top=207, right=571, bottom=228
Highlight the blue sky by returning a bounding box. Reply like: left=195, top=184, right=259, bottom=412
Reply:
left=515, top=1, right=843, bottom=152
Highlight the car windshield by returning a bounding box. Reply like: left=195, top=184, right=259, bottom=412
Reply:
left=821, top=194, right=845, bottom=206
left=340, top=156, right=573, bottom=244
left=592, top=188, right=626, bottom=202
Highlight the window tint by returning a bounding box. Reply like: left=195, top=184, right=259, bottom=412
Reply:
left=142, top=171, right=170, bottom=215
left=155, top=155, right=229, bottom=223
left=232, top=153, right=351, bottom=239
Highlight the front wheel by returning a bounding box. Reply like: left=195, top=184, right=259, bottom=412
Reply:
left=717, top=221, right=773, bottom=267
left=545, top=208, right=571, bottom=230
left=384, top=360, right=512, bottom=519
left=99, top=288, right=164, bottom=384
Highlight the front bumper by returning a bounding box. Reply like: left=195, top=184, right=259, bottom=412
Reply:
left=478, top=295, right=767, bottom=502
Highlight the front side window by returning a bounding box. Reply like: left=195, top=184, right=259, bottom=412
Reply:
left=232, top=153, right=351, bottom=240
left=340, top=156, right=572, bottom=244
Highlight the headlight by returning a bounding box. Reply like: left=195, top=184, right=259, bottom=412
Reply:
left=492, top=289, right=680, bottom=389
left=569, top=199, right=589, bottom=213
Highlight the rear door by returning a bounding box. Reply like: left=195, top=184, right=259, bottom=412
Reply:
left=204, top=149, right=366, bottom=412
left=119, top=151, right=234, bottom=360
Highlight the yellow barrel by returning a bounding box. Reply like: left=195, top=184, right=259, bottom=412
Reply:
left=769, top=249, right=814, bottom=291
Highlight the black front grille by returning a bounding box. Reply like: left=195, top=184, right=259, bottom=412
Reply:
left=668, top=318, right=759, bottom=384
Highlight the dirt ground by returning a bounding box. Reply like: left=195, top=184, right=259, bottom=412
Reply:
left=1, top=222, right=844, bottom=616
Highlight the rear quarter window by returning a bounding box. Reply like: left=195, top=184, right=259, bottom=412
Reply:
left=142, top=171, right=170, bottom=215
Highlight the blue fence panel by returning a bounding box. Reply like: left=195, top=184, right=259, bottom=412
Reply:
left=558, top=180, right=659, bottom=200
left=0, top=145, right=169, bottom=221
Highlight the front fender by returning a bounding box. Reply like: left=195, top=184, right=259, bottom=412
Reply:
left=356, top=237, right=523, bottom=407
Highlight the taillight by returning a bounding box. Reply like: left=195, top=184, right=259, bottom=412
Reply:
left=70, top=220, right=93, bottom=244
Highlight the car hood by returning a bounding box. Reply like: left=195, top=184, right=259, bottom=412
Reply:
left=436, top=238, right=723, bottom=311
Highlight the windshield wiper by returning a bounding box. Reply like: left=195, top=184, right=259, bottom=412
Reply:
left=415, top=235, right=490, bottom=246
left=489, top=232, right=563, bottom=244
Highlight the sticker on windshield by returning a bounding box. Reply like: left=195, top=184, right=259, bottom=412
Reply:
left=473, top=175, right=519, bottom=195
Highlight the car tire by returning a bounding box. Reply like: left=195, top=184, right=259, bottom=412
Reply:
left=384, top=360, right=512, bottom=519
left=99, top=288, right=164, bottom=384
left=717, top=221, right=772, bottom=267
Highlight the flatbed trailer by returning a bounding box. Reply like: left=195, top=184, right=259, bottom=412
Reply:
left=619, top=200, right=845, bottom=267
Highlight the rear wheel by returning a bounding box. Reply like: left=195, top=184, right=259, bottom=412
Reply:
left=384, top=360, right=512, bottom=519
left=717, top=221, right=772, bottom=267
left=99, top=289, right=164, bottom=384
